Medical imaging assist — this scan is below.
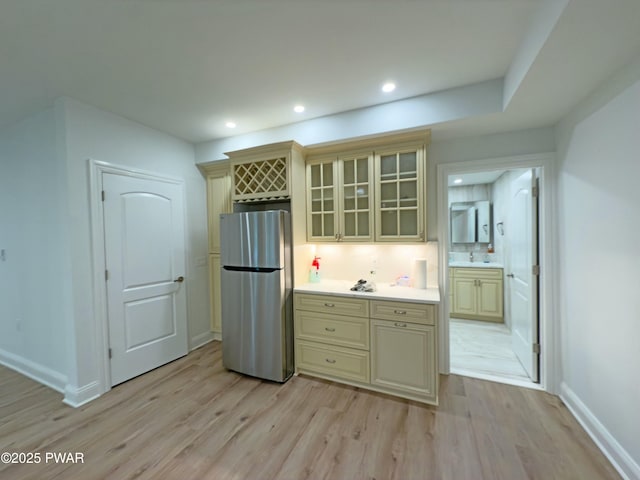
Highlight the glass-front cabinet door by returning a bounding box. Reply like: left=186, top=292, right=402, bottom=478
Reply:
left=375, top=147, right=424, bottom=241
left=340, top=153, right=373, bottom=242
left=307, top=158, right=338, bottom=241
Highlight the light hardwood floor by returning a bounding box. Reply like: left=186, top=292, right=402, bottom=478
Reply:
left=0, top=341, right=620, bottom=480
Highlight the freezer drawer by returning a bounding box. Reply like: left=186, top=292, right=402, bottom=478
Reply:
left=220, top=267, right=292, bottom=382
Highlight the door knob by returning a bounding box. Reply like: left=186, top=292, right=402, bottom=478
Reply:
left=174, top=276, right=185, bottom=283
left=506, top=273, right=515, bottom=278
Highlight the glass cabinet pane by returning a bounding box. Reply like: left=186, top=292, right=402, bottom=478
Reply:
left=381, top=211, right=398, bottom=236
left=343, top=160, right=355, bottom=185
left=343, top=186, right=356, bottom=211
left=400, top=210, right=418, bottom=235
left=324, top=214, right=334, bottom=237
left=380, top=155, right=396, bottom=178
left=358, top=212, right=369, bottom=236
left=311, top=189, right=322, bottom=212
left=310, top=164, right=321, bottom=188
left=399, top=152, right=416, bottom=179
left=399, top=181, right=417, bottom=207
left=322, top=163, right=333, bottom=186
left=357, top=185, right=368, bottom=209
left=357, top=158, right=368, bottom=183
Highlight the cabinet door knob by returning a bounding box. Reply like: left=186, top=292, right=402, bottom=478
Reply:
left=325, top=327, right=336, bottom=332
left=393, top=310, right=407, bottom=315
left=174, top=276, right=185, bottom=283
left=394, top=322, right=408, bottom=328
left=506, top=273, right=515, bottom=278
left=324, top=303, right=335, bottom=308
left=325, top=358, right=336, bottom=364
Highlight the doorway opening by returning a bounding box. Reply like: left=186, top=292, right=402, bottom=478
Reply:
left=438, top=154, right=554, bottom=392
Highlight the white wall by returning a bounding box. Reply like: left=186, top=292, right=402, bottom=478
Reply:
left=55, top=98, right=210, bottom=405
left=428, top=127, right=555, bottom=240
left=556, top=57, right=640, bottom=479
left=0, top=108, right=70, bottom=391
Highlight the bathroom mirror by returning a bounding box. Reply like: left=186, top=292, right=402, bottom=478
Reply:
left=450, top=201, right=492, bottom=244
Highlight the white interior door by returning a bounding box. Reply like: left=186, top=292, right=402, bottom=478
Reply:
left=509, top=169, right=539, bottom=382
left=103, top=172, right=188, bottom=386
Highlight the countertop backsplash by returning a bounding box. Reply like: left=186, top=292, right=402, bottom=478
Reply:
left=304, top=242, right=438, bottom=288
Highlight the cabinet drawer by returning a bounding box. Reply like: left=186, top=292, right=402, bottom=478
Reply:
left=295, top=311, right=369, bottom=350
left=294, top=293, right=369, bottom=318
left=370, top=300, right=435, bottom=326
left=296, top=341, right=370, bottom=383
left=453, top=267, right=503, bottom=279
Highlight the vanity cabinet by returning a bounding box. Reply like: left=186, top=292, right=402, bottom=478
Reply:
left=450, top=267, right=503, bottom=322
left=305, top=130, right=429, bottom=243
left=306, top=152, right=374, bottom=242
left=294, top=292, right=438, bottom=405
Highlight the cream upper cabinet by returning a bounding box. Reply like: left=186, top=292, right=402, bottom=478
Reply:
left=226, top=141, right=303, bottom=203
left=450, top=267, right=504, bottom=322
left=306, top=152, right=374, bottom=242
left=305, top=130, right=429, bottom=243
left=374, top=145, right=425, bottom=242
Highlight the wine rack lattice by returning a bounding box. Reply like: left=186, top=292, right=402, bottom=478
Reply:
left=232, top=157, right=289, bottom=201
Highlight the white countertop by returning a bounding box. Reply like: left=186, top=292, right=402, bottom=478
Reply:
left=295, top=280, right=440, bottom=304
left=448, top=261, right=503, bottom=268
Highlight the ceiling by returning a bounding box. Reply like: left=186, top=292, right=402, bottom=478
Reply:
left=1, top=0, right=640, bottom=144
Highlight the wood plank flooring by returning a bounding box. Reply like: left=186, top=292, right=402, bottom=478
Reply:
left=0, top=341, right=620, bottom=480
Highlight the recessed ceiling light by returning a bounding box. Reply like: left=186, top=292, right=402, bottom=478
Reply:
left=453, top=178, right=463, bottom=184
left=225, top=121, right=237, bottom=129
left=294, top=105, right=305, bottom=113
left=382, top=82, right=396, bottom=93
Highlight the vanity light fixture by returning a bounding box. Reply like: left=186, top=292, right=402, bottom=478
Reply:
left=382, top=82, right=396, bottom=93
left=225, top=121, right=237, bottom=129
left=453, top=178, right=463, bottom=184
left=293, top=105, right=305, bottom=113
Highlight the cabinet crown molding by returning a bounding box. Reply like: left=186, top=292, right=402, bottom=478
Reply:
left=197, top=159, right=230, bottom=177
left=304, top=129, right=431, bottom=158
left=225, top=140, right=304, bottom=164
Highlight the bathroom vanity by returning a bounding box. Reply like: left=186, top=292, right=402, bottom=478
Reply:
left=449, top=264, right=504, bottom=323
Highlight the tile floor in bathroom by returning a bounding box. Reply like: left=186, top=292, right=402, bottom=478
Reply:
left=449, top=317, right=531, bottom=382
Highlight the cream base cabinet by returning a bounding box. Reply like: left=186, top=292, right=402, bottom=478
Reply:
left=370, top=319, right=436, bottom=400
left=294, top=293, right=438, bottom=405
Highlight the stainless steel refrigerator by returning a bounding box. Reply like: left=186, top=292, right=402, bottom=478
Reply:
left=219, top=210, right=293, bottom=382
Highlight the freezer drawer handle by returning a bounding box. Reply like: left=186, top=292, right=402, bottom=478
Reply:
left=324, top=303, right=335, bottom=307
left=325, top=327, right=336, bottom=332
left=325, top=358, right=336, bottom=364
left=393, top=310, right=407, bottom=315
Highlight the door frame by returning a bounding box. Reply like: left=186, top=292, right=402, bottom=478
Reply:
left=436, top=152, right=559, bottom=394
left=89, top=159, right=187, bottom=396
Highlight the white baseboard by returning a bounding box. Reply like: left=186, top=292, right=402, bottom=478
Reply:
left=63, top=381, right=101, bottom=408
left=560, top=382, right=640, bottom=480
left=0, top=347, right=67, bottom=393
left=190, top=331, right=216, bottom=351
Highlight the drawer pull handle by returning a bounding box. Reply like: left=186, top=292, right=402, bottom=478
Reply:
left=325, top=358, right=336, bottom=364
left=325, top=327, right=336, bottom=332
left=393, top=310, right=407, bottom=315
left=324, top=303, right=335, bottom=307
left=394, top=322, right=408, bottom=328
